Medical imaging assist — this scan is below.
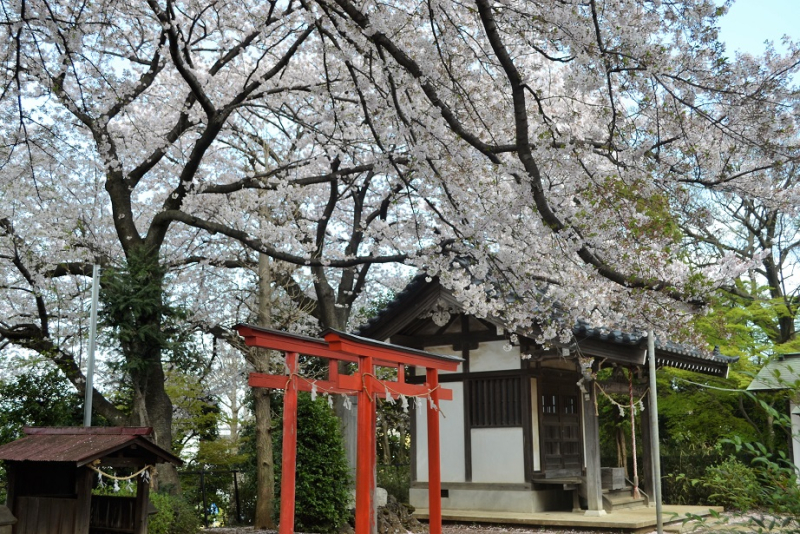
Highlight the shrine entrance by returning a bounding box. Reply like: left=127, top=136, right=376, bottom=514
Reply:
left=540, top=382, right=583, bottom=478
left=235, top=325, right=461, bottom=534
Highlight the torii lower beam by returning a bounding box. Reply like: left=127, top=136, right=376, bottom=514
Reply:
left=236, top=325, right=461, bottom=534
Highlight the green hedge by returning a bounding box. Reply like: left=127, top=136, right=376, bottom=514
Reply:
left=149, top=492, right=201, bottom=534
left=274, top=393, right=352, bottom=533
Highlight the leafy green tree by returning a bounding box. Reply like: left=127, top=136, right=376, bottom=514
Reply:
left=0, top=368, right=85, bottom=445
left=0, top=368, right=86, bottom=502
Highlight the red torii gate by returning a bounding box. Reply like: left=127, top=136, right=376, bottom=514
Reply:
left=236, top=325, right=460, bottom=534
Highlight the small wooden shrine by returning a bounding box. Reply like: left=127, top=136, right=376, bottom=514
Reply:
left=0, top=427, right=181, bottom=534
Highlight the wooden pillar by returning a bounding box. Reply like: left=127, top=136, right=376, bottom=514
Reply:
left=75, top=467, right=94, bottom=534
left=133, top=469, right=151, bottom=534
left=4, top=463, right=15, bottom=509
left=279, top=352, right=300, bottom=534
left=582, top=383, right=606, bottom=515
left=370, top=390, right=378, bottom=534
left=426, top=367, right=443, bottom=534
left=640, top=389, right=655, bottom=503
left=355, top=355, right=375, bottom=534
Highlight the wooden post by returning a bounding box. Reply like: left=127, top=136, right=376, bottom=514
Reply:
left=75, top=467, right=94, bottom=534
left=371, top=389, right=378, bottom=534
left=133, top=468, right=150, bottom=534
left=426, top=368, right=443, bottom=534
left=4, top=463, right=15, bottom=509
left=279, top=352, right=300, bottom=534
left=640, top=390, right=655, bottom=503
left=355, top=355, right=375, bottom=534
left=582, top=383, right=606, bottom=515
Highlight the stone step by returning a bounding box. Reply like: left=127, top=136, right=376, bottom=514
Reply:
left=602, top=490, right=647, bottom=513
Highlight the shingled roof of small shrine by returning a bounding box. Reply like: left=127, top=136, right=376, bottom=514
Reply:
left=0, top=427, right=182, bottom=466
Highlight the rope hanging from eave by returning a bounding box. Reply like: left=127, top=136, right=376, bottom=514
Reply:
left=629, top=367, right=640, bottom=499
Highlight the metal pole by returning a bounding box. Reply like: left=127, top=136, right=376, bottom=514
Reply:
left=84, top=264, right=100, bottom=427
left=647, top=330, right=663, bottom=534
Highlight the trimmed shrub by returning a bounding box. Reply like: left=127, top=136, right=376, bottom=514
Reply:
left=149, top=492, right=201, bottom=534
left=700, top=457, right=760, bottom=511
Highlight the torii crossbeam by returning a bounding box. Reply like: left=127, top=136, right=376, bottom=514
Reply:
left=236, top=325, right=461, bottom=534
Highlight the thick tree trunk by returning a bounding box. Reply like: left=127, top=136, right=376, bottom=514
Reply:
left=253, top=383, right=275, bottom=528
left=105, top=246, right=180, bottom=494
left=314, top=284, right=359, bottom=477
left=252, top=253, right=276, bottom=529
left=381, top=418, right=391, bottom=465
left=129, top=349, right=178, bottom=490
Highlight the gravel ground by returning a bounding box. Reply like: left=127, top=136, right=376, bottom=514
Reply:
left=203, top=513, right=778, bottom=534
left=207, top=524, right=661, bottom=534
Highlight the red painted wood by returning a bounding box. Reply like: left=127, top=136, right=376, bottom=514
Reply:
left=426, top=369, right=442, bottom=534
left=328, top=359, right=340, bottom=381
left=239, top=326, right=454, bottom=534
left=370, top=390, right=377, bottom=534
left=355, top=355, right=374, bottom=534
left=324, top=333, right=460, bottom=371
left=279, top=352, right=300, bottom=534
left=238, top=326, right=350, bottom=360
left=250, top=371, right=454, bottom=401
left=249, top=373, right=355, bottom=396
left=237, top=325, right=399, bottom=367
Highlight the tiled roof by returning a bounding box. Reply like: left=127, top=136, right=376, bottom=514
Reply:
left=572, top=321, right=738, bottom=365
left=357, top=273, right=431, bottom=336
left=358, top=273, right=737, bottom=371
left=747, top=354, right=800, bottom=391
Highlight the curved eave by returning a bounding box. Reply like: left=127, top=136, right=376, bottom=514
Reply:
left=653, top=353, right=732, bottom=378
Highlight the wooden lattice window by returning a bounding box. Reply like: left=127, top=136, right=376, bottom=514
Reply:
left=467, top=376, right=523, bottom=427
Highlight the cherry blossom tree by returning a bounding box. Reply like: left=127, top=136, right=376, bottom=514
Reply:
left=1, top=0, right=798, bottom=493
left=681, top=158, right=800, bottom=348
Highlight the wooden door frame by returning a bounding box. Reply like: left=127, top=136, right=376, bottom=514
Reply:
left=536, top=374, right=584, bottom=478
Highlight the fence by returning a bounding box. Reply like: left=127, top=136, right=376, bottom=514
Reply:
left=179, top=468, right=243, bottom=527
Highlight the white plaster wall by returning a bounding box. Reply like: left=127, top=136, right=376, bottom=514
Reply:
left=470, top=340, right=521, bottom=372
left=471, top=427, right=526, bottom=483
left=415, top=381, right=465, bottom=483
left=425, top=345, right=463, bottom=375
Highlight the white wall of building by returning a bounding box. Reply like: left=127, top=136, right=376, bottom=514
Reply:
left=425, top=344, right=464, bottom=374
left=414, top=341, right=528, bottom=484
left=469, top=340, right=521, bottom=372
left=471, top=427, right=526, bottom=483
left=415, top=381, right=465, bottom=483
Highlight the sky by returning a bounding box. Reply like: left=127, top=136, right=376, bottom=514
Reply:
left=717, top=0, right=800, bottom=55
